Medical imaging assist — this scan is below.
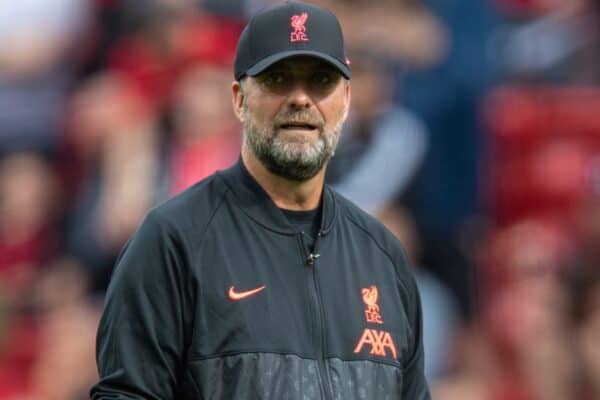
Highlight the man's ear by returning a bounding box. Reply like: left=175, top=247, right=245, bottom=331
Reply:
left=232, top=80, right=244, bottom=122
left=343, top=80, right=351, bottom=121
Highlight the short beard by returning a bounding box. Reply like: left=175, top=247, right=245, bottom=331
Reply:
left=242, top=101, right=345, bottom=182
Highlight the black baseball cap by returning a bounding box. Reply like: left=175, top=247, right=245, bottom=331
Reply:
left=234, top=1, right=351, bottom=81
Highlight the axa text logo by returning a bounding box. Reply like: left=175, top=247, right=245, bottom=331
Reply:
left=353, top=328, right=397, bottom=359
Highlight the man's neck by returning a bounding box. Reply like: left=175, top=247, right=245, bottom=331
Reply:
left=241, top=147, right=325, bottom=211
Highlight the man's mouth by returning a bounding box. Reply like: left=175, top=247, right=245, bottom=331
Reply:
left=278, top=121, right=319, bottom=131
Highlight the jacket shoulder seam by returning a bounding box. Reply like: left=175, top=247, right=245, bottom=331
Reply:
left=153, top=183, right=231, bottom=364
left=193, top=184, right=230, bottom=331
left=195, top=185, right=231, bottom=259
left=150, top=181, right=231, bottom=261
left=342, top=212, right=410, bottom=296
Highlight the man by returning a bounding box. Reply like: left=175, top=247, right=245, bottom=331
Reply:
left=91, top=2, right=430, bottom=399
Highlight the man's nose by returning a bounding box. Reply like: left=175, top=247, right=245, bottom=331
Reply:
left=286, top=82, right=313, bottom=109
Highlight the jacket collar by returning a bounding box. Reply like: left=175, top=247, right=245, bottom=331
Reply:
left=217, top=159, right=336, bottom=235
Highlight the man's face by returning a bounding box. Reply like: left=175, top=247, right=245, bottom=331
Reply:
left=233, top=57, right=350, bottom=181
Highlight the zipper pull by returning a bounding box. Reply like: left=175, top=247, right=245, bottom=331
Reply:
left=307, top=253, right=320, bottom=265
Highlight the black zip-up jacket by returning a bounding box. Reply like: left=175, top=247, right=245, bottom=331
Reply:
left=91, top=161, right=430, bottom=399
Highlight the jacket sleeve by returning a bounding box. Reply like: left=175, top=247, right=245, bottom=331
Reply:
left=90, top=211, right=192, bottom=399
left=399, top=252, right=431, bottom=400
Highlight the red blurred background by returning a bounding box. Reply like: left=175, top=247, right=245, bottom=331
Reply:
left=0, top=0, right=598, bottom=399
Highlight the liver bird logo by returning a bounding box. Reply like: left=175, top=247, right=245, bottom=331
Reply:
left=361, top=285, right=380, bottom=314
left=290, top=12, right=309, bottom=42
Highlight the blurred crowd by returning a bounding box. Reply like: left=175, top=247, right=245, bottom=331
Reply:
left=0, top=0, right=598, bottom=399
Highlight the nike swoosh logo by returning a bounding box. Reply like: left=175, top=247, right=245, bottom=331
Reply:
left=228, top=285, right=266, bottom=301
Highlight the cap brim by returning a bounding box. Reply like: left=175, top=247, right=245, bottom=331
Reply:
left=245, top=50, right=351, bottom=79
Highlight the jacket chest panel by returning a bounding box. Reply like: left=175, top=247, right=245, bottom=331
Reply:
left=190, top=228, right=315, bottom=359
left=314, top=234, right=410, bottom=367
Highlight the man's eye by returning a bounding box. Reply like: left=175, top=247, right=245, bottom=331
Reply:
left=264, top=72, right=287, bottom=85
left=311, top=71, right=341, bottom=88
left=312, top=73, right=331, bottom=85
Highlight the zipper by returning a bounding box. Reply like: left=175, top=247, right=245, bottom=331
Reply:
left=299, top=231, right=333, bottom=400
